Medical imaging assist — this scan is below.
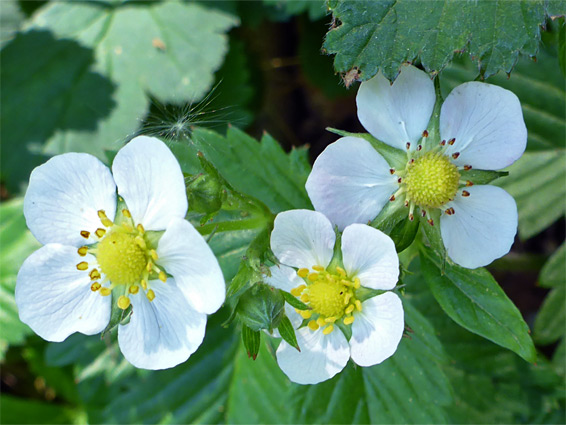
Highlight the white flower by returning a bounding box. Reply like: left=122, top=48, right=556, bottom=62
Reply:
left=306, top=65, right=526, bottom=269
left=267, top=209, right=404, bottom=385
left=16, top=136, right=225, bottom=370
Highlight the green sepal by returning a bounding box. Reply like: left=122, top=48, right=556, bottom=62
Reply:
left=420, top=209, right=446, bottom=261
left=241, top=324, right=261, bottom=360
left=459, top=169, right=508, bottom=185
left=100, top=285, right=132, bottom=338
left=334, top=320, right=352, bottom=341
left=236, top=283, right=285, bottom=332
left=326, top=127, right=406, bottom=170
left=355, top=287, right=387, bottom=303
left=280, top=290, right=311, bottom=311
left=277, top=316, right=300, bottom=352
left=371, top=200, right=419, bottom=253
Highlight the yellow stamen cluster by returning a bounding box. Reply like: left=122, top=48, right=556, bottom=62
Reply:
left=404, top=151, right=460, bottom=209
left=293, top=265, right=362, bottom=335
left=76, top=208, right=168, bottom=310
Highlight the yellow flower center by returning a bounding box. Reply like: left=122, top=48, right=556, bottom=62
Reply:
left=293, top=265, right=362, bottom=335
left=96, top=230, right=147, bottom=285
left=404, top=151, right=460, bottom=209
left=75, top=207, right=167, bottom=310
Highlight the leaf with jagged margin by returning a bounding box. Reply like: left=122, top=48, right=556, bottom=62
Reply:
left=1, top=1, right=237, bottom=191
left=324, top=0, right=565, bottom=83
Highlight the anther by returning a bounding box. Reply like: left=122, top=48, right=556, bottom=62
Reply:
left=135, top=236, right=146, bottom=250
left=421, top=209, right=427, bottom=217
left=466, top=181, right=473, bottom=187
left=397, top=177, right=403, bottom=183
left=462, top=190, right=470, bottom=197
left=316, top=317, right=326, bottom=327
left=300, top=293, right=309, bottom=303
left=445, top=207, right=455, bottom=215
left=291, top=285, right=306, bottom=296
left=345, top=304, right=355, bottom=314
left=335, top=266, right=346, bottom=277
left=308, top=320, right=319, bottom=331
left=464, top=165, right=472, bottom=170
left=428, top=218, right=434, bottom=226
left=80, top=230, right=90, bottom=239
left=158, top=271, right=167, bottom=282
left=343, top=316, right=355, bottom=325
left=77, top=246, right=88, bottom=256
left=307, top=273, right=319, bottom=281
left=389, top=195, right=396, bottom=202
left=452, top=152, right=460, bottom=159
left=95, top=228, right=106, bottom=238
left=312, top=265, right=324, bottom=272
left=97, top=210, right=113, bottom=227
left=355, top=300, right=362, bottom=311
left=404, top=200, right=409, bottom=207
left=300, top=310, right=313, bottom=319
left=416, top=145, right=422, bottom=151
left=409, top=213, right=414, bottom=221
left=117, top=295, right=131, bottom=310
left=141, top=279, right=148, bottom=290
left=406, top=142, right=411, bottom=150
left=90, top=282, right=101, bottom=292
left=146, top=289, right=155, bottom=302
left=323, top=325, right=334, bottom=335
left=325, top=316, right=337, bottom=323
left=353, top=278, right=360, bottom=289
left=409, top=158, right=415, bottom=164
left=297, top=268, right=309, bottom=278
left=100, top=287, right=111, bottom=296
left=122, top=209, right=132, bottom=218
left=422, top=130, right=429, bottom=137
left=344, top=293, right=352, bottom=305
left=129, top=285, right=139, bottom=294
left=136, top=223, right=145, bottom=234
left=440, top=140, right=446, bottom=146
left=89, top=269, right=101, bottom=280
left=389, top=168, right=396, bottom=175
left=150, top=250, right=158, bottom=261
left=448, top=138, right=456, bottom=145
left=76, top=262, right=89, bottom=271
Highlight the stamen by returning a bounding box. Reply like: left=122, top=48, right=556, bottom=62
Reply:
left=355, top=300, right=362, bottom=311
left=89, top=269, right=101, bottom=280
left=323, top=325, right=334, bottom=335
left=136, top=223, right=145, bottom=234
left=440, top=140, right=446, bottom=146
left=76, top=262, right=89, bottom=271
left=77, top=246, right=88, bottom=256
left=100, top=287, right=111, bottom=296
left=389, top=168, right=396, bottom=175
left=312, top=265, right=324, bottom=272
left=344, top=293, right=352, bottom=305
left=422, top=130, right=429, bottom=137
left=448, top=138, right=456, bottom=145
left=122, top=209, right=131, bottom=218
left=80, top=230, right=90, bottom=239
left=416, top=145, right=422, bottom=151
left=324, top=316, right=337, bottom=323
left=90, top=282, right=101, bottom=292
left=97, top=210, right=113, bottom=227
left=150, top=250, right=158, bottom=261
left=316, top=317, right=326, bottom=327
left=158, top=271, right=167, bottom=282
left=299, top=310, right=312, bottom=319
left=445, top=207, right=455, bottom=215
left=353, top=278, right=360, bottom=289
left=428, top=218, right=434, bottom=226
left=141, top=279, right=148, bottom=290
left=307, top=273, right=319, bottom=282
left=129, top=285, right=139, bottom=294
left=135, top=236, right=146, bottom=250
left=466, top=181, right=473, bottom=187
left=406, top=142, right=411, bottom=150
left=291, top=285, right=306, bottom=296
left=452, top=152, right=460, bottom=159
left=397, top=177, right=403, bottom=184
left=345, top=304, right=355, bottom=314
left=117, top=295, right=131, bottom=310
left=297, top=268, right=309, bottom=278
left=389, top=194, right=396, bottom=202
left=335, top=266, right=346, bottom=277
left=308, top=320, right=319, bottom=331
left=300, top=293, right=309, bottom=303
left=464, top=165, right=472, bottom=170
left=95, top=228, right=106, bottom=238
left=343, top=316, right=355, bottom=325
left=462, top=190, right=470, bottom=197
left=146, top=289, right=155, bottom=301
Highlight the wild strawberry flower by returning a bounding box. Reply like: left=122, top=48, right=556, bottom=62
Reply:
left=306, top=65, right=527, bottom=269
left=16, top=136, right=225, bottom=370
left=266, top=209, right=404, bottom=385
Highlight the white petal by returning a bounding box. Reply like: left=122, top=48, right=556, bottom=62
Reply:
left=341, top=224, right=399, bottom=290
left=271, top=210, right=335, bottom=269
left=156, top=218, right=225, bottom=315
left=440, top=185, right=518, bottom=269
left=24, top=153, right=116, bottom=246
left=112, top=136, right=188, bottom=231
left=350, top=292, right=404, bottom=367
left=15, top=244, right=110, bottom=342
left=265, top=264, right=304, bottom=293
left=276, top=327, right=350, bottom=385
left=440, top=82, right=527, bottom=170
left=305, top=137, right=398, bottom=230
left=357, top=65, right=435, bottom=150
left=117, top=278, right=207, bottom=370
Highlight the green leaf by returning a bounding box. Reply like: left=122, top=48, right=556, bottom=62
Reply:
left=241, top=324, right=261, bottom=360
left=226, top=339, right=292, bottom=424
left=277, top=316, right=300, bottom=351
left=0, top=199, right=41, bottom=359
left=534, top=286, right=566, bottom=345
left=540, top=242, right=566, bottom=288
left=0, top=395, right=85, bottom=424
left=263, top=0, right=327, bottom=21
left=496, top=150, right=566, bottom=239
left=324, top=0, right=563, bottom=83
left=559, top=19, right=566, bottom=75
left=420, top=249, right=537, bottom=363
left=0, top=0, right=24, bottom=47
left=1, top=1, right=238, bottom=190
left=291, top=299, right=452, bottom=424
